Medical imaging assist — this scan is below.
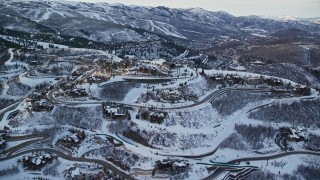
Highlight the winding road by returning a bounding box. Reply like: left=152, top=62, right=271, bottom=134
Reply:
left=0, top=147, right=134, bottom=180
left=47, top=86, right=271, bottom=110
left=203, top=150, right=320, bottom=180
left=3, top=47, right=318, bottom=179
left=0, top=134, right=134, bottom=180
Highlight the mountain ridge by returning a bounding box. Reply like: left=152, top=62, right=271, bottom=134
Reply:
left=0, top=0, right=319, bottom=47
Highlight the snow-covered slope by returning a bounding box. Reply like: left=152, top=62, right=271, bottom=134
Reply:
left=1, top=0, right=319, bottom=44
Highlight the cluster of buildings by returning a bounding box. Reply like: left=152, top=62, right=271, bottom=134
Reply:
left=138, top=109, right=168, bottom=124
left=61, top=130, right=86, bottom=149
left=271, top=84, right=311, bottom=97
left=128, top=60, right=170, bottom=76
left=129, top=65, right=167, bottom=76
left=60, top=82, right=76, bottom=91
left=154, top=159, right=190, bottom=175
left=87, top=75, right=104, bottom=84
left=65, top=164, right=106, bottom=180
left=57, top=76, right=87, bottom=97
left=210, top=73, right=283, bottom=86
left=161, top=89, right=182, bottom=101
left=276, top=126, right=306, bottom=151
left=21, top=153, right=55, bottom=170
left=29, top=92, right=54, bottom=112
left=292, top=84, right=311, bottom=96
left=65, top=88, right=88, bottom=97
left=69, top=66, right=93, bottom=82
left=67, top=76, right=77, bottom=82
left=71, top=66, right=92, bottom=77
left=280, top=127, right=305, bottom=142
left=209, top=73, right=311, bottom=96
left=210, top=74, right=247, bottom=86
left=59, top=82, right=87, bottom=97
left=112, top=41, right=163, bottom=59
left=97, top=60, right=131, bottom=73
left=104, top=103, right=129, bottom=120
left=32, top=99, right=54, bottom=111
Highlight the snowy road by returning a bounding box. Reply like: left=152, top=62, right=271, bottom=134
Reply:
left=204, top=150, right=320, bottom=180
left=0, top=148, right=134, bottom=180
left=0, top=134, right=133, bottom=180
left=47, top=86, right=271, bottom=110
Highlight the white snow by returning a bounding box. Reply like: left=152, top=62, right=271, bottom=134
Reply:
left=108, top=15, right=118, bottom=24
left=42, top=8, right=51, bottom=20
left=122, top=86, right=147, bottom=104
left=147, top=20, right=187, bottom=39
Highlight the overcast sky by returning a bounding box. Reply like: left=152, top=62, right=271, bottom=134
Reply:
left=69, top=0, right=320, bottom=17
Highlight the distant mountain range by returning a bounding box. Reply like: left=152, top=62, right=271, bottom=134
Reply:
left=0, top=0, right=319, bottom=46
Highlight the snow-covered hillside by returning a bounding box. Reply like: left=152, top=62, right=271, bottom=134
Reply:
left=0, top=0, right=319, bottom=44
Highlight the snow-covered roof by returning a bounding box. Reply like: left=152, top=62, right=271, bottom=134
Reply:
left=150, top=112, right=165, bottom=117
left=105, top=107, right=118, bottom=113
left=163, top=89, right=181, bottom=96
left=71, top=134, right=80, bottom=143
left=39, top=99, right=47, bottom=104
left=31, top=157, right=42, bottom=166
left=289, top=128, right=301, bottom=139
left=253, top=60, right=264, bottom=64
left=33, top=92, right=42, bottom=96
left=173, top=161, right=188, bottom=167
left=44, top=154, right=51, bottom=158
left=229, top=65, right=246, bottom=71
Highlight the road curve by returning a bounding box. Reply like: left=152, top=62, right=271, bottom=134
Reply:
left=1, top=133, right=134, bottom=179
left=3, top=134, right=50, bottom=156
left=5, top=134, right=49, bottom=142
left=228, top=150, right=320, bottom=163
left=47, top=87, right=270, bottom=110
left=0, top=148, right=135, bottom=180
left=159, top=145, right=220, bottom=159
left=203, top=150, right=320, bottom=180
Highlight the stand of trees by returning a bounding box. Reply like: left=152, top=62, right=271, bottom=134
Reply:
left=304, top=133, right=320, bottom=151
left=43, top=160, right=61, bottom=177
left=250, top=63, right=319, bottom=85
left=7, top=81, right=31, bottom=96
left=248, top=164, right=320, bottom=180
left=249, top=99, right=320, bottom=127
left=54, top=105, right=103, bottom=130
left=0, top=98, right=14, bottom=110
left=0, top=166, right=19, bottom=177
left=220, top=124, right=276, bottom=150
left=220, top=133, right=248, bottom=151
left=247, top=170, right=295, bottom=180
left=212, top=91, right=269, bottom=116
left=0, top=48, right=11, bottom=66
left=100, top=82, right=136, bottom=101
left=108, top=120, right=128, bottom=134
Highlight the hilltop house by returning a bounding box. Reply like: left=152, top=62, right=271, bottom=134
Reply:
left=32, top=99, right=54, bottom=111
left=293, top=85, right=311, bottom=96
left=139, top=109, right=168, bottom=124
left=61, top=131, right=85, bottom=148
left=22, top=153, right=54, bottom=170
left=104, top=105, right=128, bottom=120
left=66, top=88, right=88, bottom=96
left=161, top=89, right=182, bottom=101
left=154, top=159, right=190, bottom=175
left=280, top=127, right=304, bottom=142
